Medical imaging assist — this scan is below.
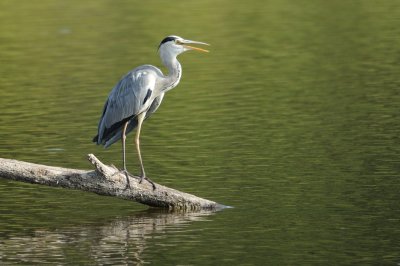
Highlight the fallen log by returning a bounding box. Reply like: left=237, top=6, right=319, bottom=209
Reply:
left=0, top=154, right=225, bottom=211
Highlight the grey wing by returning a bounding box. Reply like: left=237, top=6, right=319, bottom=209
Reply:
left=95, top=70, right=156, bottom=146
left=103, top=93, right=166, bottom=147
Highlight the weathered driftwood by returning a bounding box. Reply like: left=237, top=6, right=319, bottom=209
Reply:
left=0, top=154, right=224, bottom=211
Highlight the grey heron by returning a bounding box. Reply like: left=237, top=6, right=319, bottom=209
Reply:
left=93, top=35, right=209, bottom=189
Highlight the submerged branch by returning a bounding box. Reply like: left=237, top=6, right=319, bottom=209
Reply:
left=0, top=154, right=224, bottom=211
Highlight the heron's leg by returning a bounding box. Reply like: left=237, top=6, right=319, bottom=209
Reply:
left=122, top=121, right=129, bottom=171
left=135, top=112, right=156, bottom=190
left=135, top=113, right=146, bottom=177
left=121, top=121, right=131, bottom=188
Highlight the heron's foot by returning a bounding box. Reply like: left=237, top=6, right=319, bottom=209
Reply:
left=139, top=175, right=156, bottom=190
left=112, top=169, right=133, bottom=189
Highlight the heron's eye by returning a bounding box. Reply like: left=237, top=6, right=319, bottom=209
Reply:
left=175, top=40, right=183, bottom=45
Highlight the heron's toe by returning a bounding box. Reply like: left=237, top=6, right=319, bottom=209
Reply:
left=139, top=175, right=156, bottom=190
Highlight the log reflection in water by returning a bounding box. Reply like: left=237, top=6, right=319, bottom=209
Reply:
left=0, top=209, right=218, bottom=265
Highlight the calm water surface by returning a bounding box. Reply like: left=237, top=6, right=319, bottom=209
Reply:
left=1, top=0, right=399, bottom=265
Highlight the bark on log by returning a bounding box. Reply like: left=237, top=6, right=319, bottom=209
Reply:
left=0, top=154, right=225, bottom=211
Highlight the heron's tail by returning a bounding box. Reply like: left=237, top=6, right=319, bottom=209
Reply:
left=92, top=120, right=138, bottom=148
left=92, top=132, right=117, bottom=147
left=103, top=121, right=138, bottom=148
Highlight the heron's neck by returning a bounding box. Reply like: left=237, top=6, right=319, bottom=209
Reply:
left=162, top=55, right=182, bottom=92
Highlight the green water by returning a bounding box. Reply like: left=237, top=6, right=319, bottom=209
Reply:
left=1, top=0, right=399, bottom=264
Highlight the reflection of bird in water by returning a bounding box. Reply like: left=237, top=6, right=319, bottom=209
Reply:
left=93, top=36, right=209, bottom=188
left=98, top=209, right=217, bottom=264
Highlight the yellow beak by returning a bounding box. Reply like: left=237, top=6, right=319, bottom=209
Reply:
left=184, top=45, right=209, bottom=53
left=181, top=40, right=210, bottom=53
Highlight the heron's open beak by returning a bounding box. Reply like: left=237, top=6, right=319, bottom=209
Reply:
left=182, top=40, right=210, bottom=53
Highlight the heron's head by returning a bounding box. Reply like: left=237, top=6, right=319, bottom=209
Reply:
left=158, top=35, right=209, bottom=59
